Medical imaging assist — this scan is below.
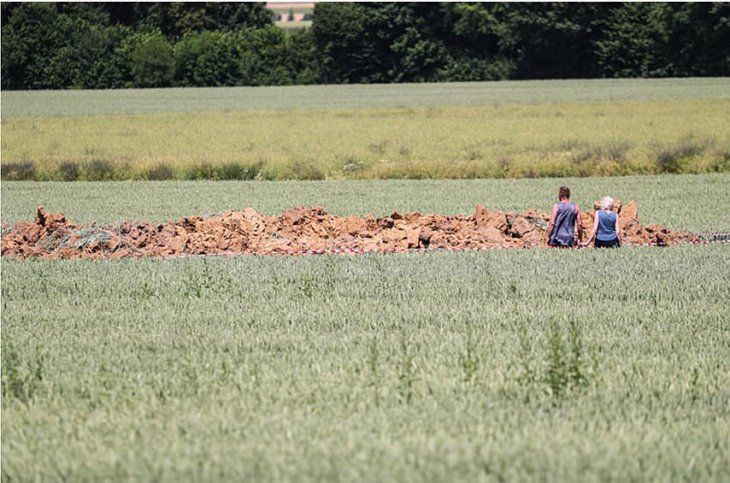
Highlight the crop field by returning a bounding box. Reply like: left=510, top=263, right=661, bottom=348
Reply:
left=3, top=245, right=729, bottom=481
left=2, top=174, right=730, bottom=480
left=4, top=78, right=727, bottom=118
left=2, top=78, right=729, bottom=481
left=2, top=79, right=729, bottom=181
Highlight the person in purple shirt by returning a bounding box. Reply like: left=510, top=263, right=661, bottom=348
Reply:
left=583, top=196, right=621, bottom=248
left=546, top=186, right=583, bottom=247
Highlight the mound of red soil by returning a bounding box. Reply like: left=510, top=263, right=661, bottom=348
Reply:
left=1, top=202, right=699, bottom=259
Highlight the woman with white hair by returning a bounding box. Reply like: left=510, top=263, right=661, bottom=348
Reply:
left=584, top=196, right=621, bottom=248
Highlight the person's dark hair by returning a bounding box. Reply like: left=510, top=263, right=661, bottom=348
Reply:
left=558, top=186, right=571, bottom=200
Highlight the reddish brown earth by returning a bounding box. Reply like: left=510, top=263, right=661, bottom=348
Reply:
left=1, top=202, right=699, bottom=259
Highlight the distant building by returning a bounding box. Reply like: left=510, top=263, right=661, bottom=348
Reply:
left=266, top=2, right=314, bottom=23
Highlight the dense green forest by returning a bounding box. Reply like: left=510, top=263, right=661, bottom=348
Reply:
left=2, top=2, right=728, bottom=90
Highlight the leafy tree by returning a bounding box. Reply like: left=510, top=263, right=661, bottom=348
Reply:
left=1, top=2, right=728, bottom=90
left=504, top=3, right=607, bottom=79
left=311, top=2, right=370, bottom=83
left=126, top=31, right=175, bottom=87
left=661, top=2, right=730, bottom=76
left=236, top=25, right=297, bottom=86
left=118, top=2, right=272, bottom=38
left=282, top=28, right=321, bottom=84
left=434, top=3, right=517, bottom=80
left=312, top=3, right=450, bottom=83
left=594, top=3, right=666, bottom=77
left=77, top=25, right=135, bottom=89
left=1, top=3, right=70, bottom=89
left=1, top=3, right=132, bottom=89
left=55, top=2, right=111, bottom=25
left=174, top=31, right=239, bottom=87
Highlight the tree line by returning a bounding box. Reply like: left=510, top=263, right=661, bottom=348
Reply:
left=2, top=2, right=728, bottom=90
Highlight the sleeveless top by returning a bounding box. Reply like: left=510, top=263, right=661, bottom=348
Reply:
left=596, top=210, right=618, bottom=242
left=549, top=202, right=577, bottom=246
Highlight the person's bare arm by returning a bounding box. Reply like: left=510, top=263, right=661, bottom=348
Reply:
left=615, top=213, right=621, bottom=243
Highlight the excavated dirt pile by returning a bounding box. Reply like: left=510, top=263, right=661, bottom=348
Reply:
left=1, top=201, right=699, bottom=259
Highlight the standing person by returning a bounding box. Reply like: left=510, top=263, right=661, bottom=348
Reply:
left=546, top=186, right=583, bottom=247
left=584, top=196, right=621, bottom=248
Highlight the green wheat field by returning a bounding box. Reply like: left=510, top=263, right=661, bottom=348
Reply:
left=2, top=79, right=729, bottom=180
left=2, top=79, right=730, bottom=481
left=3, top=175, right=730, bottom=481
left=3, top=246, right=729, bottom=481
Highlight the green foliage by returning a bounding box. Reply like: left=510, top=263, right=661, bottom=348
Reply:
left=72, top=25, right=135, bottom=89
left=516, top=318, right=592, bottom=401
left=397, top=333, right=416, bottom=404
left=285, top=160, right=326, bottom=181
left=0, top=4, right=131, bottom=90
left=0, top=3, right=276, bottom=90
left=544, top=319, right=589, bottom=400
left=58, top=161, right=80, bottom=181
left=2, top=3, right=728, bottom=89
left=1, top=3, right=83, bottom=89
left=183, top=162, right=218, bottom=181
left=179, top=161, right=262, bottom=181
left=312, top=3, right=450, bottom=83
left=81, top=159, right=117, bottom=181
left=173, top=31, right=238, bottom=87
left=2, top=341, right=44, bottom=405
left=594, top=4, right=663, bottom=77
left=171, top=27, right=318, bottom=88
left=134, top=2, right=273, bottom=38
left=459, top=326, right=480, bottom=384
left=126, top=31, right=175, bottom=88
left=438, top=56, right=515, bottom=82
left=659, top=3, right=730, bottom=77
left=654, top=136, right=716, bottom=174
left=236, top=26, right=289, bottom=86
left=310, top=2, right=369, bottom=83
left=145, top=163, right=175, bottom=181
left=2, top=246, right=728, bottom=479
left=215, top=161, right=261, bottom=180
left=1, top=162, right=36, bottom=181
left=5, top=160, right=267, bottom=182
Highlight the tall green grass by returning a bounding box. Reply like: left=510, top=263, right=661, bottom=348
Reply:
left=3, top=247, right=728, bottom=480
left=2, top=83, right=729, bottom=181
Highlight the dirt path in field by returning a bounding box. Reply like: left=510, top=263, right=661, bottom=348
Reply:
left=1, top=201, right=699, bottom=259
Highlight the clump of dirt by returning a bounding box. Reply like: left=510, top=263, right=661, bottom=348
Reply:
left=1, top=202, right=699, bottom=259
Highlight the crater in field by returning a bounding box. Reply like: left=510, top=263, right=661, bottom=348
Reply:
left=1, top=202, right=699, bottom=259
